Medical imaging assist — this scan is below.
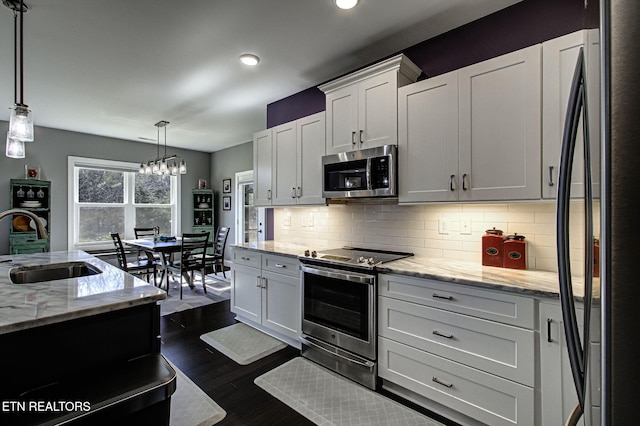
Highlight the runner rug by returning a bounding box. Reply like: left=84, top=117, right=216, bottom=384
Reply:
left=199, top=323, right=287, bottom=365
left=254, top=357, right=446, bottom=426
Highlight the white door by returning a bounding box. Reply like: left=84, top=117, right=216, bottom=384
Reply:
left=271, top=122, right=298, bottom=206
left=253, top=129, right=272, bottom=206
left=296, top=112, right=325, bottom=205
left=261, top=270, right=300, bottom=340
left=230, top=264, right=261, bottom=323
left=458, top=45, right=541, bottom=201
left=358, top=71, right=398, bottom=149
left=398, top=71, right=459, bottom=203
left=325, top=84, right=358, bottom=154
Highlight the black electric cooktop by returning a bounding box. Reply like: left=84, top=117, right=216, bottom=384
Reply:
left=299, top=246, right=413, bottom=268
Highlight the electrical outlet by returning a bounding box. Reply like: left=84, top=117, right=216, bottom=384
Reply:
left=283, top=213, right=291, bottom=226
left=461, top=218, right=472, bottom=235
left=438, top=219, right=448, bottom=234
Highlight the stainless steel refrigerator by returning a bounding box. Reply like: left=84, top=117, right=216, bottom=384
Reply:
left=557, top=1, right=640, bottom=425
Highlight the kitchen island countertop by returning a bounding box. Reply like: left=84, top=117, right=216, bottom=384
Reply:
left=232, top=242, right=586, bottom=300
left=0, top=250, right=165, bottom=335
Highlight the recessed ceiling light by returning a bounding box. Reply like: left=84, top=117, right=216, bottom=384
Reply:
left=336, top=0, right=358, bottom=10
left=240, top=54, right=260, bottom=66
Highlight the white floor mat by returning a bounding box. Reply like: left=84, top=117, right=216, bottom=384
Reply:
left=199, top=323, right=287, bottom=365
left=168, top=361, right=226, bottom=426
left=255, top=357, right=445, bottom=426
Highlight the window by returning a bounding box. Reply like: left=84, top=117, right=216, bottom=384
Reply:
left=68, top=157, right=180, bottom=250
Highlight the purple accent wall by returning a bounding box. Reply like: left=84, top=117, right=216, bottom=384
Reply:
left=266, top=0, right=590, bottom=128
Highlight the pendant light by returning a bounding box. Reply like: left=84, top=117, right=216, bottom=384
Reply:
left=5, top=0, right=34, bottom=145
left=139, top=121, right=187, bottom=175
left=5, top=133, right=25, bottom=158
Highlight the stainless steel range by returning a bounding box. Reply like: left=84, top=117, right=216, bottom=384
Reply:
left=299, top=247, right=413, bottom=389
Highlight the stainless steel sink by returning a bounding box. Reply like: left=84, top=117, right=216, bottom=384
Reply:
left=10, top=261, right=103, bottom=284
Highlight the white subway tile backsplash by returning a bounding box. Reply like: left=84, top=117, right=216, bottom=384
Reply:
left=272, top=201, right=592, bottom=274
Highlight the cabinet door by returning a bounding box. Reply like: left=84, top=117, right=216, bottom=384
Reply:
left=542, top=30, right=600, bottom=199
left=230, top=264, right=261, bottom=323
left=271, top=122, right=298, bottom=206
left=261, top=270, right=300, bottom=341
left=253, top=129, right=272, bottom=206
left=325, top=84, right=358, bottom=154
left=358, top=71, right=398, bottom=149
left=296, top=112, right=326, bottom=205
left=458, top=45, right=541, bottom=201
left=398, top=71, right=459, bottom=203
left=539, top=302, right=582, bottom=426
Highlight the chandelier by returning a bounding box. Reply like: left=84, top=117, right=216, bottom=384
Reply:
left=5, top=0, right=34, bottom=159
left=139, top=121, right=187, bottom=175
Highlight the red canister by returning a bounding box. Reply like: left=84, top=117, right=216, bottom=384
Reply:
left=482, top=228, right=504, bottom=267
left=593, top=237, right=600, bottom=278
left=503, top=234, right=527, bottom=269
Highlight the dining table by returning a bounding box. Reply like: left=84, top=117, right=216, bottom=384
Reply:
left=123, top=237, right=211, bottom=292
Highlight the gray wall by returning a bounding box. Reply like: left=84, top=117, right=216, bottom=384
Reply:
left=210, top=141, right=253, bottom=248
left=0, top=121, right=211, bottom=254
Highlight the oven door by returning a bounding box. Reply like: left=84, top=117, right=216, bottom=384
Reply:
left=300, top=264, right=376, bottom=360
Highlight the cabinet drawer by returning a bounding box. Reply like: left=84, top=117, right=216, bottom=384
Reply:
left=261, top=254, right=300, bottom=277
left=233, top=249, right=261, bottom=268
left=379, top=297, right=534, bottom=386
left=379, top=274, right=534, bottom=328
left=379, top=337, right=534, bottom=426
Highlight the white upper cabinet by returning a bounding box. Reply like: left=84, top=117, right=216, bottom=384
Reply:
left=259, top=112, right=326, bottom=207
left=398, top=71, right=459, bottom=203
left=253, top=129, right=273, bottom=206
left=542, top=30, right=601, bottom=199
left=399, top=45, right=541, bottom=203
left=458, top=44, right=542, bottom=201
left=320, top=54, right=421, bottom=155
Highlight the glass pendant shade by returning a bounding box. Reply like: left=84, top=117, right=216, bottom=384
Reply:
left=6, top=133, right=25, bottom=158
left=160, top=158, right=168, bottom=173
left=139, top=162, right=145, bottom=174
left=179, top=160, right=187, bottom=174
left=145, top=162, right=152, bottom=174
left=8, top=105, right=34, bottom=142
left=171, top=162, right=178, bottom=175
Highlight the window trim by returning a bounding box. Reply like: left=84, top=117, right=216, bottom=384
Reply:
left=67, top=156, right=181, bottom=251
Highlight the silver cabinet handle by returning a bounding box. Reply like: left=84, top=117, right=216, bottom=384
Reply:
left=433, top=330, right=454, bottom=339
left=549, top=166, right=555, bottom=186
left=359, top=129, right=364, bottom=144
left=296, top=186, right=301, bottom=198
left=432, top=377, right=453, bottom=388
left=462, top=173, right=468, bottom=191
left=256, top=276, right=261, bottom=287
left=291, top=187, right=296, bottom=198
left=351, top=131, right=356, bottom=145
left=262, top=277, right=267, bottom=289
left=267, top=189, right=272, bottom=200
left=432, top=293, right=453, bottom=301
left=547, top=318, right=553, bottom=342
left=274, top=263, right=287, bottom=268
left=449, top=174, right=455, bottom=191
left=241, top=256, right=251, bottom=261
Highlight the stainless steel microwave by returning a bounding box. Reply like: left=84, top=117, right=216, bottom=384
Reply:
left=322, top=145, right=397, bottom=198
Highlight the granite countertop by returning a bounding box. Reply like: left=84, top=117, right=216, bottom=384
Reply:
left=232, top=242, right=588, bottom=300
left=0, top=250, right=166, bottom=335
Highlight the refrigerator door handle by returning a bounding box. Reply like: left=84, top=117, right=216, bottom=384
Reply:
left=557, top=47, right=587, bottom=411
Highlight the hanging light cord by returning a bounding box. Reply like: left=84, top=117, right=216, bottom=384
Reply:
left=19, top=0, right=25, bottom=105
left=13, top=10, right=17, bottom=105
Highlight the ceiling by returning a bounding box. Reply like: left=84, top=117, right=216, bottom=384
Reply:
left=0, top=0, right=520, bottom=153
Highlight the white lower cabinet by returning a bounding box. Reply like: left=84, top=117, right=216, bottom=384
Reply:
left=539, top=301, right=583, bottom=426
left=378, top=273, right=535, bottom=426
left=231, top=249, right=301, bottom=345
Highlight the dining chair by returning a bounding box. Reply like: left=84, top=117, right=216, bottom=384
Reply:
left=167, top=232, right=209, bottom=299
left=133, top=226, right=160, bottom=257
left=110, top=232, right=158, bottom=284
left=205, top=226, right=230, bottom=278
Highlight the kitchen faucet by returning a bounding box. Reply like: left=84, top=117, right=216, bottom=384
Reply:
left=0, top=209, right=48, bottom=239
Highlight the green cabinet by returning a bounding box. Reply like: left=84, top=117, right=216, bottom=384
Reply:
left=192, top=189, right=215, bottom=247
left=9, top=179, right=51, bottom=254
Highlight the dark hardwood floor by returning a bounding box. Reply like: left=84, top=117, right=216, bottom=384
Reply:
left=160, top=301, right=457, bottom=426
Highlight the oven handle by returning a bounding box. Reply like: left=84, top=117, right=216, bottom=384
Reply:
left=300, top=264, right=375, bottom=284
left=301, top=335, right=375, bottom=370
